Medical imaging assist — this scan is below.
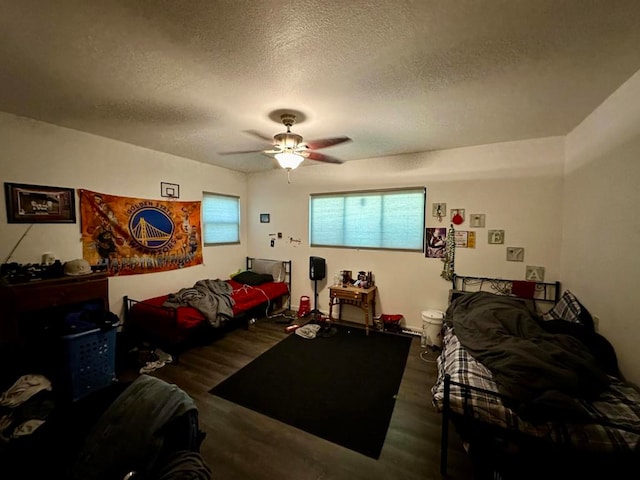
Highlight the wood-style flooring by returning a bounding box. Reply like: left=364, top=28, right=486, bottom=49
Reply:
left=127, top=315, right=477, bottom=480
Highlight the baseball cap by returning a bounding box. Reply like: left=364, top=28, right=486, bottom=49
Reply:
left=63, top=258, right=92, bottom=276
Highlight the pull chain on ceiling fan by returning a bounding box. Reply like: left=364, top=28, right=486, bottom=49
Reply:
left=218, top=112, right=351, bottom=182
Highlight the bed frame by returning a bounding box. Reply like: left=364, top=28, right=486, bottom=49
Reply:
left=438, top=275, right=640, bottom=477
left=450, top=273, right=560, bottom=311
left=123, top=257, right=292, bottom=356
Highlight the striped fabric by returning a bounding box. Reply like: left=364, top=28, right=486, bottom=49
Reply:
left=541, top=289, right=584, bottom=324
left=431, top=326, right=640, bottom=452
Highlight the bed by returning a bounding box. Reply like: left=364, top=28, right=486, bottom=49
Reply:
left=432, top=274, right=640, bottom=479
left=123, top=257, right=291, bottom=353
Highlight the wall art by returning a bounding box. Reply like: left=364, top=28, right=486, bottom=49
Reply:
left=4, top=182, right=76, bottom=223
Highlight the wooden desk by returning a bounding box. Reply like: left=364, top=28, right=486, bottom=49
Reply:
left=328, top=285, right=377, bottom=335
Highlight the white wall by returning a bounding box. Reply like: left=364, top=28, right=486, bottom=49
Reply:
left=564, top=69, right=640, bottom=386
left=0, top=113, right=249, bottom=318
left=247, top=136, right=565, bottom=332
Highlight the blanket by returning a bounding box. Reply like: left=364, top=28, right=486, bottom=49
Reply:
left=163, top=279, right=235, bottom=328
left=447, top=292, right=610, bottom=420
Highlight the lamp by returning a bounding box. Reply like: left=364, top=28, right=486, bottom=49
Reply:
left=275, top=151, right=304, bottom=170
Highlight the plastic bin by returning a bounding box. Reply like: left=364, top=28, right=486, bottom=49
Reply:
left=422, top=310, right=445, bottom=348
left=61, top=326, right=117, bottom=402
left=378, top=314, right=404, bottom=333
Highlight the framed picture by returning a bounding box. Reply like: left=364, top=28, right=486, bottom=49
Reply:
left=432, top=203, right=446, bottom=218
left=526, top=266, right=545, bottom=282
left=4, top=182, right=76, bottom=223
left=488, top=229, right=505, bottom=244
left=260, top=213, right=270, bottom=223
left=161, top=182, right=180, bottom=198
left=470, top=214, right=485, bottom=228
left=506, top=247, right=525, bottom=262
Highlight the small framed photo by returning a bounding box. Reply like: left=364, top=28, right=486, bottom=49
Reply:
left=488, top=229, right=505, bottom=244
left=161, top=182, right=180, bottom=198
left=470, top=214, right=485, bottom=228
left=260, top=213, right=270, bottom=223
left=506, top=247, right=524, bottom=262
left=4, top=182, right=76, bottom=223
left=432, top=203, right=446, bottom=218
left=526, top=266, right=545, bottom=282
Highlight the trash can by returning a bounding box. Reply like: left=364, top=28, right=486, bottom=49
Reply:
left=422, top=309, right=445, bottom=348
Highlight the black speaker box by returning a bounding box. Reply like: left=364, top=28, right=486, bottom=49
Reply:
left=309, top=256, right=326, bottom=281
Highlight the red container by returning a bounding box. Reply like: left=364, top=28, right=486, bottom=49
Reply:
left=297, top=296, right=311, bottom=318
left=380, top=314, right=404, bottom=332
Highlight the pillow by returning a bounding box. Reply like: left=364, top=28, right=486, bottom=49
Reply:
left=231, top=270, right=273, bottom=286
left=542, top=290, right=595, bottom=331
left=250, top=259, right=286, bottom=282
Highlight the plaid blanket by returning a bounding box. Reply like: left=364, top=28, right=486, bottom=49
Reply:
left=431, top=326, right=640, bottom=452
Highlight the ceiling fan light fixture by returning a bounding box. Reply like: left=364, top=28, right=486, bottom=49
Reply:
left=275, top=151, right=304, bottom=170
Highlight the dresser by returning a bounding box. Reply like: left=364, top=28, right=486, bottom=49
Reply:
left=1, top=273, right=109, bottom=344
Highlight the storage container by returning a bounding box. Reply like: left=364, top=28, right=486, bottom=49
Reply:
left=61, top=326, right=117, bottom=402
left=379, top=314, right=404, bottom=333
left=421, top=309, right=445, bottom=348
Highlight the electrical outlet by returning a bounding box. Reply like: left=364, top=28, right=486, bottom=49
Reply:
left=593, top=315, right=600, bottom=331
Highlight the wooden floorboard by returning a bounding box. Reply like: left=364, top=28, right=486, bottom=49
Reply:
left=125, top=315, right=476, bottom=480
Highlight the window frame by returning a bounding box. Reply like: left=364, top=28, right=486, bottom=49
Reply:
left=202, top=191, right=240, bottom=246
left=309, top=186, right=426, bottom=252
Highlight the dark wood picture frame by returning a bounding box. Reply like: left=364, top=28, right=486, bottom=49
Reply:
left=4, top=182, right=76, bottom=224
left=260, top=213, right=270, bottom=223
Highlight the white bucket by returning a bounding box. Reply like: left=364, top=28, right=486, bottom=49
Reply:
left=421, top=309, right=445, bottom=348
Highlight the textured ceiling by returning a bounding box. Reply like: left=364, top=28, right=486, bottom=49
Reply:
left=1, top=1, right=640, bottom=173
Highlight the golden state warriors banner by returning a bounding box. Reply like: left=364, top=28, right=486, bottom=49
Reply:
left=79, top=189, right=203, bottom=276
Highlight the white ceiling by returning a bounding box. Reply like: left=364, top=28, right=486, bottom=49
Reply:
left=1, top=1, right=640, bottom=173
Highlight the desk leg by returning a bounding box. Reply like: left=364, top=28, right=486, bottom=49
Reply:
left=364, top=301, right=370, bottom=336
left=329, top=297, right=334, bottom=322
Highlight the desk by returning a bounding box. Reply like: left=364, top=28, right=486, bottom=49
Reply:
left=328, top=285, right=377, bottom=335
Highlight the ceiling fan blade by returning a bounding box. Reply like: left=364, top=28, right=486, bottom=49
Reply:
left=217, top=148, right=266, bottom=155
left=303, top=151, right=344, bottom=164
left=243, top=129, right=275, bottom=143
left=303, top=136, right=351, bottom=150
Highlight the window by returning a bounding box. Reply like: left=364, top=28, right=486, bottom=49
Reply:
left=202, top=192, right=240, bottom=245
left=310, top=187, right=425, bottom=251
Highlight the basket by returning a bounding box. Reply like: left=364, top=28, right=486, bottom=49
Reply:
left=61, top=327, right=117, bottom=402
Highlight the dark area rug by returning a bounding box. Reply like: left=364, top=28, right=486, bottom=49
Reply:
left=209, top=323, right=412, bottom=459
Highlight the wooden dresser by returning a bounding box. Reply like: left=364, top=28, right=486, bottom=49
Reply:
left=0, top=273, right=109, bottom=344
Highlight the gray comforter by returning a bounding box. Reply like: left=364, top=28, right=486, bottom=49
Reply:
left=163, top=279, right=235, bottom=327
left=447, top=292, right=610, bottom=420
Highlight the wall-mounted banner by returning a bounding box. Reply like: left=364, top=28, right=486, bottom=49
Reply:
left=79, top=189, right=202, bottom=276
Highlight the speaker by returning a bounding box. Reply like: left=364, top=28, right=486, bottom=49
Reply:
left=309, top=256, right=326, bottom=281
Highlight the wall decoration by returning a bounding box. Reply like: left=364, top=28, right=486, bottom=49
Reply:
left=161, top=182, right=180, bottom=199
left=526, top=266, right=545, bottom=281
left=488, top=229, right=505, bottom=244
left=506, top=247, right=525, bottom=262
left=441, top=225, right=455, bottom=281
left=260, top=213, right=270, bottom=223
left=432, top=203, right=446, bottom=222
left=454, top=231, right=476, bottom=248
left=78, top=189, right=202, bottom=276
left=4, top=182, right=76, bottom=224
left=454, top=230, right=476, bottom=248
left=469, top=214, right=485, bottom=228
left=451, top=209, right=465, bottom=225
left=426, top=227, right=447, bottom=258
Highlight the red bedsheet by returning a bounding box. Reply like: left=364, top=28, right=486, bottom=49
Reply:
left=126, top=279, right=290, bottom=346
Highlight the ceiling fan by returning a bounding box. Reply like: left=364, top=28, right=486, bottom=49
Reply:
left=218, top=113, right=351, bottom=180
